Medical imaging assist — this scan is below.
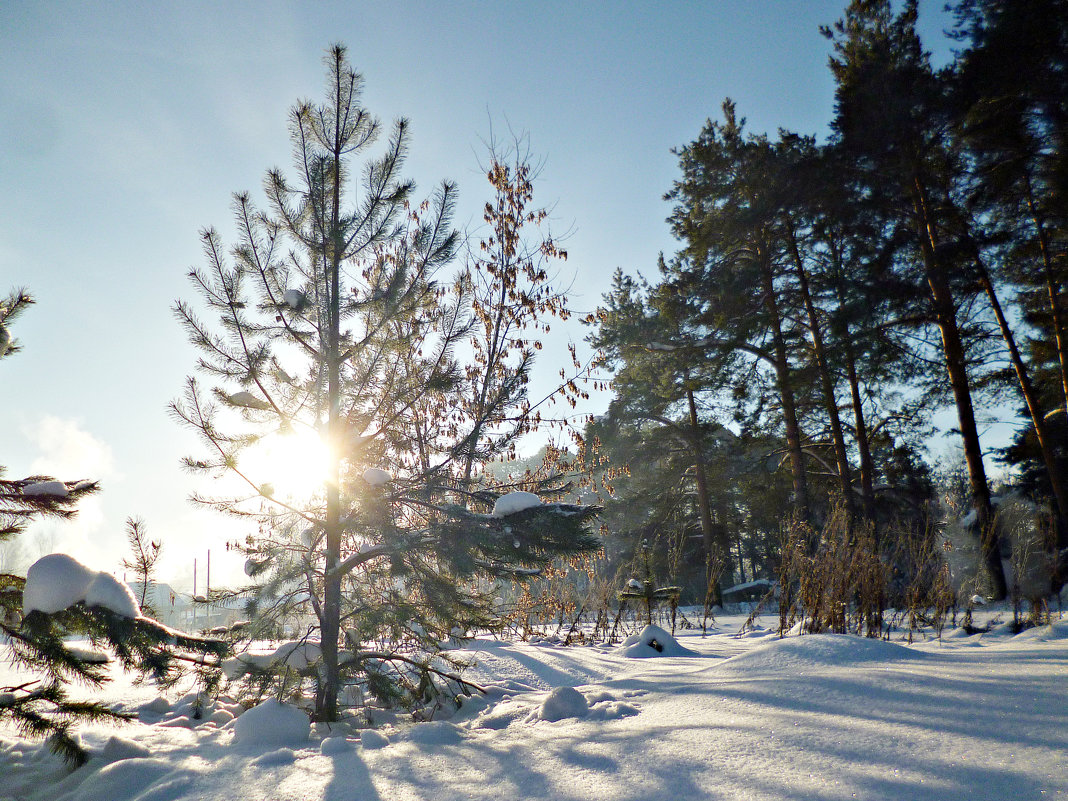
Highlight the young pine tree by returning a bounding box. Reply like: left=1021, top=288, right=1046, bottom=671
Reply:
left=173, top=46, right=599, bottom=723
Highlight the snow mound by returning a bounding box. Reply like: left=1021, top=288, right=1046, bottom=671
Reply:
left=99, top=735, right=152, bottom=763
left=320, top=736, right=351, bottom=755
left=362, top=467, right=391, bottom=486
left=492, top=491, right=541, bottom=517
left=251, top=747, right=297, bottom=766
left=23, top=554, right=140, bottom=617
left=716, top=633, right=921, bottom=674
left=537, top=686, right=588, bottom=721
left=70, top=758, right=177, bottom=801
left=1012, top=620, right=1068, bottom=641
left=620, top=625, right=698, bottom=658
left=587, top=700, right=640, bottom=721
left=406, top=720, right=464, bottom=745
left=232, top=700, right=309, bottom=746
left=473, top=698, right=530, bottom=730
left=22, top=554, right=94, bottom=614
left=360, top=729, right=389, bottom=749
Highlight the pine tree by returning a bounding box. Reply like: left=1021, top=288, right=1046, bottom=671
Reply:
left=952, top=0, right=1068, bottom=574
left=824, top=0, right=1009, bottom=597
left=0, top=290, right=227, bottom=766
left=173, top=45, right=600, bottom=722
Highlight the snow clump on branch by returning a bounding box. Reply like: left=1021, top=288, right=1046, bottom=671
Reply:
left=362, top=468, right=391, bottom=486
left=492, top=491, right=542, bottom=517
left=23, top=553, right=141, bottom=617
left=22, top=480, right=69, bottom=498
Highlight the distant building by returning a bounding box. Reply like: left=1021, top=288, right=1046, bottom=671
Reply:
left=126, top=580, right=245, bottom=632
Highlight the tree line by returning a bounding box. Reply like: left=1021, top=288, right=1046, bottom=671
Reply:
left=585, top=0, right=1068, bottom=603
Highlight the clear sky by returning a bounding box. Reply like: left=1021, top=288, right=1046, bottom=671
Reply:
left=1, top=1, right=959, bottom=591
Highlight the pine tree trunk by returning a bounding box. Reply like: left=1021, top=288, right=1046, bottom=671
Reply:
left=317, top=76, right=346, bottom=721
left=1025, top=176, right=1068, bottom=416
left=974, top=255, right=1068, bottom=549
left=912, top=178, right=1007, bottom=599
left=829, top=245, right=877, bottom=527
left=842, top=330, right=877, bottom=526
left=757, top=244, right=810, bottom=522
left=687, top=387, right=724, bottom=605
left=785, top=222, right=855, bottom=514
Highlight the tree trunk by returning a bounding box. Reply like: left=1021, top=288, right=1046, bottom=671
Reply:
left=912, top=178, right=1007, bottom=599
left=1025, top=175, right=1068, bottom=416
left=842, top=331, right=877, bottom=526
left=828, top=242, right=878, bottom=527
left=784, top=221, right=855, bottom=514
left=687, top=387, right=724, bottom=605
left=973, top=254, right=1068, bottom=548
left=317, top=70, right=346, bottom=721
left=757, top=244, right=810, bottom=521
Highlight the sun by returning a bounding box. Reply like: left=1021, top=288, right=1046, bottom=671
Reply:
left=242, top=427, right=331, bottom=500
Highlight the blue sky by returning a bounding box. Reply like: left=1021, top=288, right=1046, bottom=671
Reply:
left=1, top=1, right=960, bottom=589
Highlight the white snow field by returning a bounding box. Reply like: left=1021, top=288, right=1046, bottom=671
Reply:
left=2, top=614, right=1067, bottom=801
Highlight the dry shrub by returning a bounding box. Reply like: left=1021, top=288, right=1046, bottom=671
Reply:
left=1002, top=497, right=1057, bottom=629
left=778, top=503, right=886, bottom=638
left=496, top=555, right=593, bottom=639
left=890, top=521, right=956, bottom=641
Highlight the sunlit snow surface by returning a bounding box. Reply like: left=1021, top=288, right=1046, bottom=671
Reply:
left=2, top=612, right=1068, bottom=800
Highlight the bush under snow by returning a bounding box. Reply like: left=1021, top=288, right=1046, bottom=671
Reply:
left=620, top=624, right=697, bottom=658
left=231, top=699, right=309, bottom=747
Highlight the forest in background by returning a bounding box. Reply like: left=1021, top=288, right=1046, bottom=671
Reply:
left=575, top=0, right=1068, bottom=610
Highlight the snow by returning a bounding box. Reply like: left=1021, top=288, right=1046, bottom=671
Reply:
left=3, top=609, right=1068, bottom=800
left=360, top=729, right=390, bottom=749
left=231, top=700, right=309, bottom=747
left=361, top=467, right=391, bottom=486
left=84, top=572, right=141, bottom=618
left=99, top=736, right=152, bottom=764
left=23, top=554, right=141, bottom=618
left=536, top=686, right=588, bottom=721
left=282, top=289, right=305, bottom=310
left=319, top=736, right=351, bottom=755
left=226, top=391, right=270, bottom=410
left=22, top=480, right=69, bottom=497
left=223, top=640, right=322, bottom=678
left=22, top=554, right=95, bottom=614
left=619, top=624, right=698, bottom=657
left=625, top=578, right=643, bottom=590
left=492, top=491, right=542, bottom=517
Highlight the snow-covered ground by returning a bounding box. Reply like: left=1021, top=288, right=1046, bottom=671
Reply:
left=2, top=612, right=1066, bottom=801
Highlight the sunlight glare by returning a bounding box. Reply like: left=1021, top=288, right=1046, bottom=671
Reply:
left=243, top=427, right=331, bottom=500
